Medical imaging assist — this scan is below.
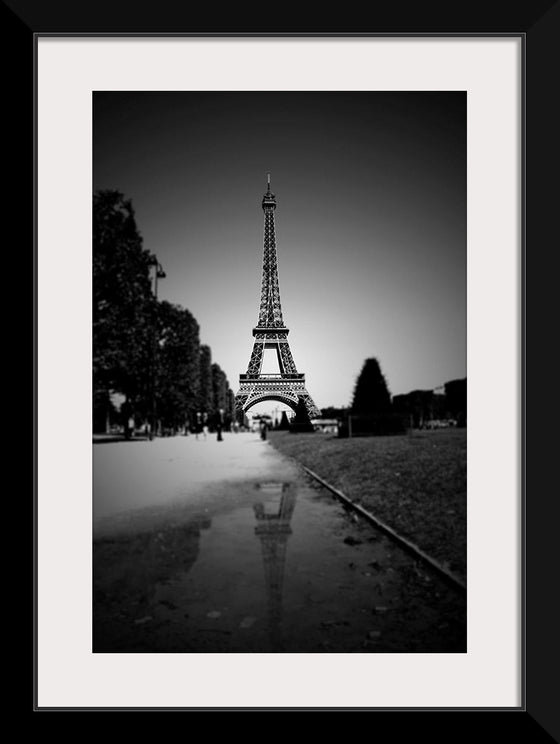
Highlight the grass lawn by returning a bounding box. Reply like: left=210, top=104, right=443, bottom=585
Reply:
left=268, top=428, right=466, bottom=581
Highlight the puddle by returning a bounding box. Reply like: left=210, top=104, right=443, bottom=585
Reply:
left=93, top=477, right=466, bottom=653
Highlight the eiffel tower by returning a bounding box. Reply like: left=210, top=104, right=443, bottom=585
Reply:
left=235, top=176, right=320, bottom=419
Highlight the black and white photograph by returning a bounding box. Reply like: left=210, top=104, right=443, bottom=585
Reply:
left=92, top=91, right=467, bottom=654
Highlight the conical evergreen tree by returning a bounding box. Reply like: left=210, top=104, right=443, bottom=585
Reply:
left=289, top=397, right=315, bottom=433
left=351, top=358, right=391, bottom=415
left=277, top=411, right=290, bottom=430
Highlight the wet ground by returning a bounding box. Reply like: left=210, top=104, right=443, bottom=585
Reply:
left=93, top=436, right=465, bottom=653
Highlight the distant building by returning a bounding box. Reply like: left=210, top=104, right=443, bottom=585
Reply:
left=311, top=418, right=339, bottom=434
left=392, top=378, right=466, bottom=428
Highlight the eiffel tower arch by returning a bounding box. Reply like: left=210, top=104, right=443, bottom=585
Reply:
left=235, top=176, right=321, bottom=419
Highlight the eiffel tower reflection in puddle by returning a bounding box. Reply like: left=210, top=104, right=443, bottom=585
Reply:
left=253, top=482, right=297, bottom=652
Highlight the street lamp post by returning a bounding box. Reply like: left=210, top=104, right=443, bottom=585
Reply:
left=148, top=256, right=166, bottom=440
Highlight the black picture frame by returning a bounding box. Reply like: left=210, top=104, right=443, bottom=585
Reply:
left=10, top=0, right=557, bottom=735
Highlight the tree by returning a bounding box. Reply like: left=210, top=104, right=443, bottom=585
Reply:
left=196, top=345, right=213, bottom=416
left=277, top=411, right=290, bottom=430
left=225, top=389, right=236, bottom=428
left=155, top=301, right=200, bottom=432
left=93, top=190, right=155, bottom=428
left=320, top=406, right=348, bottom=420
left=289, top=397, right=315, bottom=433
left=211, top=362, right=228, bottom=414
left=338, top=357, right=404, bottom=436
left=351, top=358, right=392, bottom=415
left=444, top=378, right=467, bottom=426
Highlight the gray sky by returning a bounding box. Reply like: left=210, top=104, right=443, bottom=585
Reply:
left=93, top=92, right=466, bottom=410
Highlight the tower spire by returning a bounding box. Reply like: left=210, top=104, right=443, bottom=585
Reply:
left=262, top=174, right=276, bottom=209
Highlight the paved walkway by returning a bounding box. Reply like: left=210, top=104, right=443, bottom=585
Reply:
left=93, top=431, right=286, bottom=525
left=93, top=431, right=466, bottom=653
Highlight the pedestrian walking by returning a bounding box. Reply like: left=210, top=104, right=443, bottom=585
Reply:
left=202, top=412, right=208, bottom=440
left=122, top=401, right=134, bottom=440
left=216, top=408, right=224, bottom=442
left=194, top=412, right=202, bottom=440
